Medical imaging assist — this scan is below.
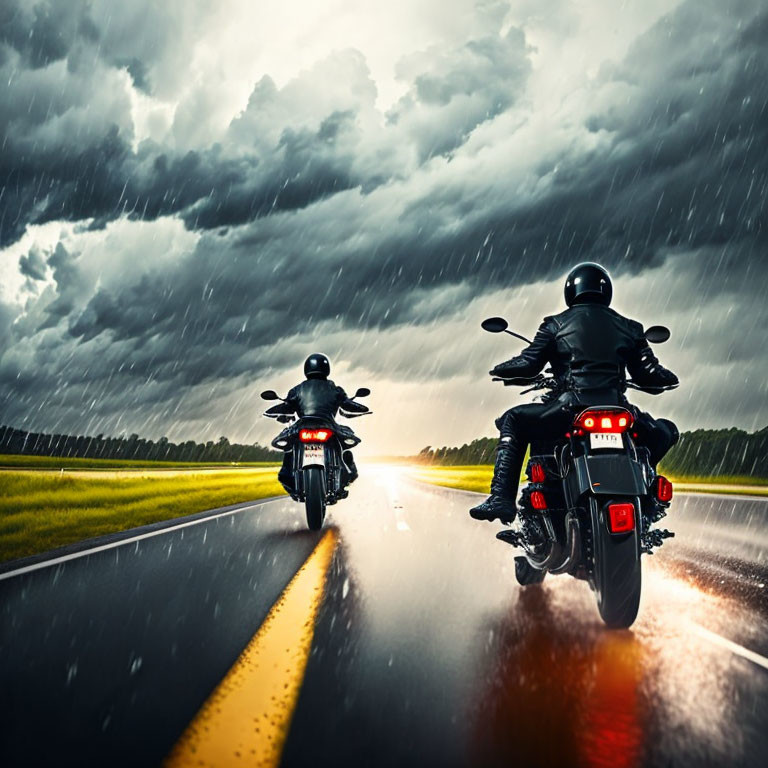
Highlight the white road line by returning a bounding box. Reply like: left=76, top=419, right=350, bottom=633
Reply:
left=675, top=491, right=768, bottom=502
left=0, top=497, right=284, bottom=582
left=692, top=623, right=768, bottom=672
left=407, top=477, right=768, bottom=504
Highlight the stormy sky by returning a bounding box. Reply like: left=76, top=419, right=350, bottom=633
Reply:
left=0, top=0, right=766, bottom=455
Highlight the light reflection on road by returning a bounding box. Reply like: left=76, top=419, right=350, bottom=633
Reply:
left=470, top=587, right=645, bottom=768
left=353, top=465, right=768, bottom=767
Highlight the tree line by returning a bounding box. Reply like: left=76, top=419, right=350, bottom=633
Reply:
left=0, top=425, right=280, bottom=463
left=416, top=426, right=768, bottom=479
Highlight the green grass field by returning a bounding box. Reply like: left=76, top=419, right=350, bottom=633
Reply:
left=409, top=464, right=768, bottom=496
left=0, top=467, right=284, bottom=564
left=408, top=465, right=514, bottom=494
left=0, top=453, right=275, bottom=470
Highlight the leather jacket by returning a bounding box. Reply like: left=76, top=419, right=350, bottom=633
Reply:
left=491, top=303, right=678, bottom=397
left=265, top=378, right=369, bottom=422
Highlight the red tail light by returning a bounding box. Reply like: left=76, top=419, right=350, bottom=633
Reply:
left=656, top=475, right=673, bottom=502
left=299, top=429, right=333, bottom=443
left=574, top=408, right=633, bottom=433
left=607, top=503, right=635, bottom=533
left=530, top=462, right=546, bottom=483
left=530, top=491, right=547, bottom=510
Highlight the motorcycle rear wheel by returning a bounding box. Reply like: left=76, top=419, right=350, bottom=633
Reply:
left=590, top=497, right=641, bottom=629
left=304, top=466, right=326, bottom=531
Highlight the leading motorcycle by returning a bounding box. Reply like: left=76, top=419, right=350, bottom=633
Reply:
left=260, top=387, right=371, bottom=530
left=481, top=317, right=677, bottom=628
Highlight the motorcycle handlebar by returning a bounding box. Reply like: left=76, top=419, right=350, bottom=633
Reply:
left=624, top=381, right=679, bottom=394
left=265, top=411, right=370, bottom=421
left=264, top=412, right=295, bottom=423
left=491, top=376, right=678, bottom=396
left=492, top=375, right=554, bottom=389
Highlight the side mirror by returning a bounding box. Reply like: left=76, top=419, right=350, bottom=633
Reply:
left=260, top=390, right=280, bottom=401
left=354, top=387, right=371, bottom=398
left=481, top=317, right=509, bottom=333
left=645, top=325, right=671, bottom=344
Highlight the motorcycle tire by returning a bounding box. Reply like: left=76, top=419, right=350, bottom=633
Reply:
left=304, top=466, right=326, bottom=531
left=590, top=496, right=642, bottom=629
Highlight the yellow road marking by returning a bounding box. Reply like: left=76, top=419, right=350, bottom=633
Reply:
left=165, top=529, right=338, bottom=768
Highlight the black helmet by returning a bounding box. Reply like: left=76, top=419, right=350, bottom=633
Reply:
left=304, top=353, right=330, bottom=379
left=564, top=262, right=613, bottom=307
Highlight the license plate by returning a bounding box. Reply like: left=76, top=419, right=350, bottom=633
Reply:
left=302, top=444, right=325, bottom=467
left=590, top=432, right=623, bottom=450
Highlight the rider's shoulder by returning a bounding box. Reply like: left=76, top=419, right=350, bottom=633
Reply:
left=318, top=378, right=342, bottom=393
left=608, top=308, right=644, bottom=335
left=601, top=307, right=645, bottom=338
left=545, top=309, right=569, bottom=328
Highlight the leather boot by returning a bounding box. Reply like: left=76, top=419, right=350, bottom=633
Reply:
left=469, top=436, right=526, bottom=523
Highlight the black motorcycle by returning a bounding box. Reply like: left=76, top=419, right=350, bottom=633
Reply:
left=481, top=317, right=677, bottom=628
left=260, top=388, right=371, bottom=530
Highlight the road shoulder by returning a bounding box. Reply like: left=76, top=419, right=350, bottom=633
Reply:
left=0, top=496, right=284, bottom=578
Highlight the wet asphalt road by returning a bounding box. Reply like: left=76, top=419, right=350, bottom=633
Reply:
left=1, top=466, right=767, bottom=767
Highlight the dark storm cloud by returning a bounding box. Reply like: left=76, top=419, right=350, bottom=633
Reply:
left=1, top=0, right=214, bottom=89
left=3, top=0, right=762, bottom=264
left=18, top=246, right=46, bottom=280
left=0, top=0, right=98, bottom=69
left=388, top=24, right=531, bottom=158
left=0, top=81, right=362, bottom=246
left=0, top=1, right=532, bottom=245
left=1, top=0, right=767, bottom=441
left=170, top=110, right=360, bottom=230
left=443, top=0, right=768, bottom=281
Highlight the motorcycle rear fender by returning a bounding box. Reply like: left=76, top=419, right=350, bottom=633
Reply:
left=300, top=443, right=326, bottom=468
left=566, top=453, right=646, bottom=498
left=292, top=440, right=343, bottom=498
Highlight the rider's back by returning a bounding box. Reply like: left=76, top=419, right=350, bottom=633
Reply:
left=494, top=300, right=676, bottom=403
left=288, top=378, right=345, bottom=420
left=546, top=304, right=644, bottom=393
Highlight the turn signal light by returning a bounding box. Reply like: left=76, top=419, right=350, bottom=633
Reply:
left=530, top=462, right=546, bottom=483
left=299, top=429, right=333, bottom=443
left=530, top=491, right=547, bottom=510
left=574, top=408, right=633, bottom=433
left=656, top=475, right=673, bottom=502
left=607, top=503, right=635, bottom=533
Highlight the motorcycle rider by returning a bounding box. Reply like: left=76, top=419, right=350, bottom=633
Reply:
left=470, top=262, right=679, bottom=523
left=265, top=353, right=369, bottom=495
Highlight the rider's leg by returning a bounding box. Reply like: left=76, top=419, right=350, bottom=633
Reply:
left=633, top=413, right=678, bottom=522
left=656, top=418, right=680, bottom=464
left=470, top=402, right=572, bottom=523
left=342, top=450, right=358, bottom=484
left=633, top=411, right=679, bottom=468
left=469, top=438, right=524, bottom=522
left=470, top=405, right=538, bottom=523
left=278, top=450, right=295, bottom=494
